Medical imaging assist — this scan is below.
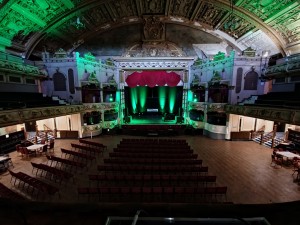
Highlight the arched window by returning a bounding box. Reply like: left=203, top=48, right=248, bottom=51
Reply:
left=244, top=71, right=258, bottom=90
left=53, top=72, right=66, bottom=91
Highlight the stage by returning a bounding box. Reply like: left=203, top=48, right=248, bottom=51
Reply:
left=128, top=113, right=178, bottom=125
left=121, top=113, right=185, bottom=136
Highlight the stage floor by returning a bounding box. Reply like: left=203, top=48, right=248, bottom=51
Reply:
left=129, top=114, right=177, bottom=125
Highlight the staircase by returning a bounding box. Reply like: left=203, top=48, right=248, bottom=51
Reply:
left=238, top=95, right=258, bottom=105
left=26, top=124, right=55, bottom=144
left=51, top=96, right=69, bottom=105
left=253, top=131, right=286, bottom=148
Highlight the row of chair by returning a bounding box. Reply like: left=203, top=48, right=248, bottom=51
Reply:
left=117, top=144, right=190, bottom=149
left=77, top=185, right=227, bottom=203
left=31, top=162, right=74, bottom=184
left=79, top=139, right=107, bottom=151
left=113, top=148, right=193, bottom=154
left=97, top=165, right=208, bottom=174
left=109, top=152, right=198, bottom=159
left=46, top=155, right=87, bottom=172
left=103, top=158, right=203, bottom=165
left=88, top=174, right=217, bottom=186
left=120, top=138, right=188, bottom=144
left=71, top=143, right=104, bottom=156
left=61, top=148, right=96, bottom=164
left=0, top=182, right=27, bottom=201
left=8, top=170, right=60, bottom=198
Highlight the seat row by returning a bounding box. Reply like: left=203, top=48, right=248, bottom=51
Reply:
left=61, top=148, right=96, bottom=164
left=103, top=158, right=202, bottom=165
left=77, top=186, right=227, bottom=203
left=121, top=138, right=187, bottom=144
left=117, top=144, right=190, bottom=149
left=88, top=174, right=216, bottom=186
left=46, top=155, right=87, bottom=172
left=113, top=148, right=193, bottom=154
left=109, top=152, right=198, bottom=159
left=79, top=139, right=107, bottom=151
left=8, top=170, right=60, bottom=198
left=71, top=143, right=104, bottom=156
left=31, top=162, right=74, bottom=184
left=97, top=165, right=208, bottom=174
left=0, top=182, right=27, bottom=201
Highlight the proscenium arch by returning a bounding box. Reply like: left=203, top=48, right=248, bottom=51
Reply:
left=24, top=0, right=287, bottom=58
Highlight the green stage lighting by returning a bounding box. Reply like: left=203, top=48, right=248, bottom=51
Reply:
left=169, top=87, right=177, bottom=113
left=138, top=86, right=147, bottom=112
left=109, top=94, right=114, bottom=102
left=158, top=86, right=166, bottom=112
left=130, top=87, right=138, bottom=113
left=193, top=94, right=198, bottom=102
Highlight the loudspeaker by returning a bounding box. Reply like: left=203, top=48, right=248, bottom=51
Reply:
left=176, top=116, right=183, bottom=124
left=124, top=116, right=131, bottom=123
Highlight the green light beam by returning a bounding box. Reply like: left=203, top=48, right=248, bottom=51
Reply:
left=138, top=86, right=148, bottom=113
left=169, top=87, right=177, bottom=113
left=158, top=86, right=166, bottom=113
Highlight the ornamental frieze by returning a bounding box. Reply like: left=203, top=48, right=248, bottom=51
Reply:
left=206, top=103, right=226, bottom=112
left=0, top=59, right=43, bottom=76
left=188, top=102, right=205, bottom=111
left=0, top=103, right=118, bottom=127
left=226, top=105, right=299, bottom=125
left=83, top=103, right=119, bottom=111
left=116, top=61, right=191, bottom=69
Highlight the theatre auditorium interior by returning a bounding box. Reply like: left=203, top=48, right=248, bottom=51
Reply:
left=1, top=0, right=300, bottom=224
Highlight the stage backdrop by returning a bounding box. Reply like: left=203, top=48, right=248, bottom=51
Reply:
left=125, top=71, right=181, bottom=87
left=124, top=86, right=183, bottom=116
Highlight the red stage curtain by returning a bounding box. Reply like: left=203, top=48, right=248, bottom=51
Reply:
left=126, top=71, right=181, bottom=87
left=125, top=72, right=142, bottom=87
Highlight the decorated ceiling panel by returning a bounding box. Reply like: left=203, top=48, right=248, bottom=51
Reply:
left=0, top=0, right=299, bottom=58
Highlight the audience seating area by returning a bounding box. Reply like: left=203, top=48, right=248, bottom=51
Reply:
left=78, top=138, right=228, bottom=203
left=249, top=92, right=300, bottom=109
left=0, top=92, right=64, bottom=110
left=3, top=138, right=228, bottom=203
left=8, top=170, right=60, bottom=199
left=0, top=183, right=27, bottom=201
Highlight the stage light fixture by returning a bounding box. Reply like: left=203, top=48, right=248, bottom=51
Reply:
left=109, top=94, right=114, bottom=102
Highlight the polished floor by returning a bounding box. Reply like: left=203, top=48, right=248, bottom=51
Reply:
left=1, top=134, right=300, bottom=204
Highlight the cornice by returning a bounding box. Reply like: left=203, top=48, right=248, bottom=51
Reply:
left=225, top=104, right=300, bottom=125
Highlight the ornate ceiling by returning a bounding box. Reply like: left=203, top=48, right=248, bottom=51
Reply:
left=0, top=0, right=299, bottom=59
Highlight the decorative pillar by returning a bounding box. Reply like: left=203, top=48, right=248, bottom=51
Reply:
left=100, top=83, right=103, bottom=102
left=182, top=70, right=189, bottom=123
left=119, top=70, right=126, bottom=125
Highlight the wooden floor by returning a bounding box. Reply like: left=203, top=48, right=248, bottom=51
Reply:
left=1, top=134, right=300, bottom=204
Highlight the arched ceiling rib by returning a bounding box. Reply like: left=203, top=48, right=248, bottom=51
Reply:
left=0, top=0, right=299, bottom=59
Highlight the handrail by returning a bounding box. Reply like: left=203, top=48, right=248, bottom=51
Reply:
left=251, top=125, right=265, bottom=139
left=43, top=124, right=53, bottom=132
